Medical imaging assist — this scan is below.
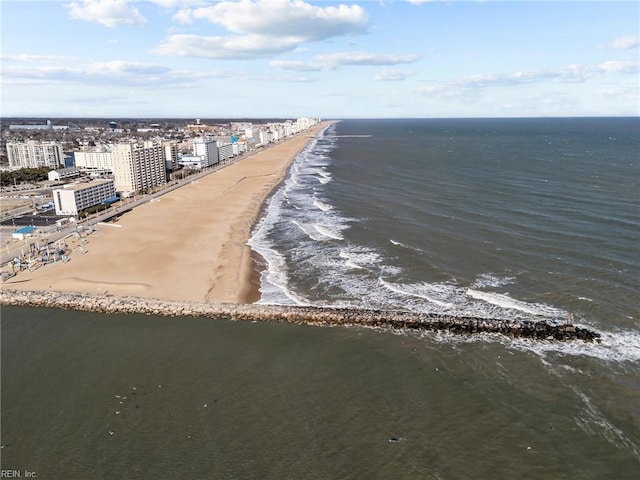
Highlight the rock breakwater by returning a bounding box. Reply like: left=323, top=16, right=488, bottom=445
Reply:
left=0, top=289, right=601, bottom=342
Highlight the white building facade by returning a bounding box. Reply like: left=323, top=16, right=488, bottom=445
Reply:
left=7, top=140, right=64, bottom=169
left=73, top=147, right=114, bottom=174
left=217, top=143, right=235, bottom=162
left=53, top=179, right=116, bottom=216
left=112, top=143, right=167, bottom=195
left=48, top=167, right=80, bottom=182
left=163, top=141, right=180, bottom=171
left=193, top=139, right=219, bottom=167
left=178, top=154, right=208, bottom=170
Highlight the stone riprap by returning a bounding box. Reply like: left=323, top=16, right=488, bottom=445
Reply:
left=0, top=289, right=601, bottom=343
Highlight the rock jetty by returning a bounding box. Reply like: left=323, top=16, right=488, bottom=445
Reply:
left=0, top=289, right=601, bottom=342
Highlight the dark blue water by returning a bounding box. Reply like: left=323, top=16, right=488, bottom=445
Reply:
left=250, top=117, right=639, bottom=352
left=2, top=118, right=639, bottom=478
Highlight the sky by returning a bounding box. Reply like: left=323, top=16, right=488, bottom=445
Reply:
left=1, top=0, right=638, bottom=119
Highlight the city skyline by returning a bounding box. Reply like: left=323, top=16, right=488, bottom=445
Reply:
left=2, top=0, right=638, bottom=118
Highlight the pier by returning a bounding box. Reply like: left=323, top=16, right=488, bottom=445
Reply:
left=0, top=290, right=601, bottom=342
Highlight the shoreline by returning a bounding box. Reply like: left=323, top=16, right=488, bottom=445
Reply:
left=243, top=248, right=266, bottom=304
left=0, top=289, right=602, bottom=342
left=1, top=121, right=333, bottom=304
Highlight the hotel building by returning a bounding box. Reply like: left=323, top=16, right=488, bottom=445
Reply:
left=112, top=142, right=167, bottom=196
left=192, top=139, right=219, bottom=167
left=73, top=147, right=114, bottom=174
left=53, top=179, right=116, bottom=216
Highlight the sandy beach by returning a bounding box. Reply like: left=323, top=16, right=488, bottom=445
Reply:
left=3, top=122, right=330, bottom=303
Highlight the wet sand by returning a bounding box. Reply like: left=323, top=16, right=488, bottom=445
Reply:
left=3, top=123, right=330, bottom=303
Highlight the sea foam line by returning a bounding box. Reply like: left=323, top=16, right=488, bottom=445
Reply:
left=313, top=198, right=332, bottom=211
left=380, top=278, right=454, bottom=308
left=314, top=224, right=343, bottom=240
left=0, top=289, right=601, bottom=342
left=466, top=288, right=566, bottom=318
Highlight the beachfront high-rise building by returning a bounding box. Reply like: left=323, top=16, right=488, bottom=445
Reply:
left=52, top=179, right=116, bottom=216
left=7, top=140, right=64, bottom=169
left=73, top=147, right=114, bottom=174
left=296, top=117, right=319, bottom=132
left=192, top=139, right=219, bottom=167
left=217, top=143, right=235, bottom=162
left=163, top=141, right=180, bottom=171
left=112, top=142, right=166, bottom=196
left=257, top=128, right=271, bottom=145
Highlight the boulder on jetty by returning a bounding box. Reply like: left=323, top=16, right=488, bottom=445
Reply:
left=0, top=289, right=601, bottom=343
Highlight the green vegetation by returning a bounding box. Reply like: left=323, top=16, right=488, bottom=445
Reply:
left=78, top=203, right=111, bottom=219
left=0, top=167, right=51, bottom=186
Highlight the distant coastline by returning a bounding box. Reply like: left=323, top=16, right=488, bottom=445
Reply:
left=2, top=121, right=333, bottom=304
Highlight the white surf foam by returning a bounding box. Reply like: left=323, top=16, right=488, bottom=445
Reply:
left=314, top=224, right=343, bottom=241
left=472, top=273, right=516, bottom=289
left=292, top=220, right=325, bottom=241
left=339, top=250, right=365, bottom=270
left=390, top=239, right=426, bottom=254
left=380, top=278, right=454, bottom=308
left=572, top=387, right=640, bottom=460
left=511, top=328, right=640, bottom=365
left=313, top=198, right=332, bottom=211
left=466, top=288, right=565, bottom=318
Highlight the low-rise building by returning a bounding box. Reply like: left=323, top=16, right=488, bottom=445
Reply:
left=178, top=154, right=208, bottom=170
left=48, top=167, right=81, bottom=182
left=53, top=179, right=116, bottom=216
left=12, top=225, right=38, bottom=240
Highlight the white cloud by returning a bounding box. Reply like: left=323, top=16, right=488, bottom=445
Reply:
left=1, top=59, right=203, bottom=86
left=149, top=0, right=203, bottom=8
left=598, top=85, right=637, bottom=97
left=153, top=34, right=299, bottom=59
left=315, top=51, right=419, bottom=66
left=269, top=60, right=328, bottom=72
left=66, top=0, right=147, bottom=28
left=270, top=51, right=420, bottom=71
left=1, top=54, right=80, bottom=63
left=374, top=69, right=413, bottom=81
left=605, top=35, right=639, bottom=50
left=419, top=61, right=639, bottom=96
left=174, top=0, right=369, bottom=40
left=597, top=60, right=639, bottom=74
left=162, top=0, right=369, bottom=59
left=87, top=60, right=171, bottom=75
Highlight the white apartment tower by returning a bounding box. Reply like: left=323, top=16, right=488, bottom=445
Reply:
left=112, top=142, right=166, bottom=195
left=193, top=139, right=219, bottom=167
left=163, top=141, right=180, bottom=171
left=7, top=140, right=64, bottom=169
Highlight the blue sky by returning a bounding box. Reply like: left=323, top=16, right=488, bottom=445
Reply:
left=1, top=0, right=638, bottom=118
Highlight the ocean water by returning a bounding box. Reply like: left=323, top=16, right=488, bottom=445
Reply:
left=2, top=118, right=639, bottom=478
left=250, top=118, right=639, bottom=349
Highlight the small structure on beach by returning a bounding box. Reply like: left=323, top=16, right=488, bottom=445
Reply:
left=11, top=225, right=37, bottom=240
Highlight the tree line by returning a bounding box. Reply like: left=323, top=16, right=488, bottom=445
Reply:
left=0, top=167, right=51, bottom=186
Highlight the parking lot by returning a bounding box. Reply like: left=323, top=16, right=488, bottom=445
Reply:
left=1, top=210, right=69, bottom=228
